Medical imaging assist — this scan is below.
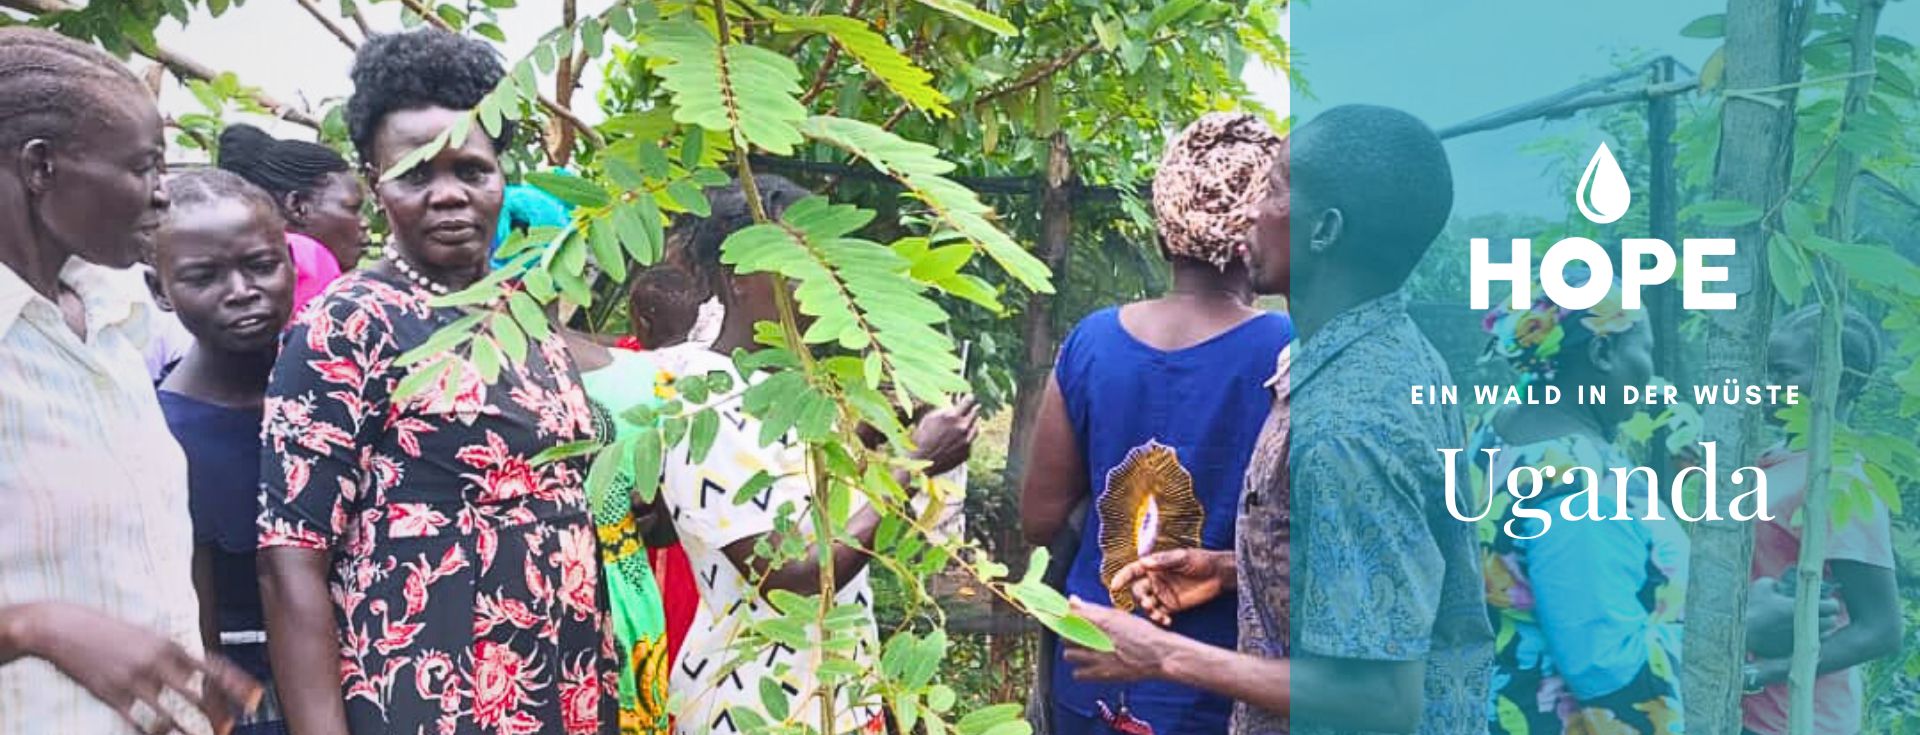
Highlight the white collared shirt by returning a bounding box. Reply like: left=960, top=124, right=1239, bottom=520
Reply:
left=0, top=257, right=206, bottom=734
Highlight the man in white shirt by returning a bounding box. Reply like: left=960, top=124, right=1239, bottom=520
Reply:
left=0, top=27, right=258, bottom=735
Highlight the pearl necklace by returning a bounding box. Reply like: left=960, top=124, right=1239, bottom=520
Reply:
left=385, top=248, right=451, bottom=296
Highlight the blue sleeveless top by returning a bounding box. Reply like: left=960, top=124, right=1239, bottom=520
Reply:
left=1050, top=306, right=1291, bottom=734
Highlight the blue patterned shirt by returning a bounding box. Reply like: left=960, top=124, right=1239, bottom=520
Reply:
left=1290, top=291, right=1493, bottom=735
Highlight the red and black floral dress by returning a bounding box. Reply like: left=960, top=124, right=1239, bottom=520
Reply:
left=259, top=269, right=617, bottom=735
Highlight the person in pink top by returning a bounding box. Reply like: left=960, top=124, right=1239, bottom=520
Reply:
left=1742, top=304, right=1902, bottom=735
left=216, top=123, right=366, bottom=316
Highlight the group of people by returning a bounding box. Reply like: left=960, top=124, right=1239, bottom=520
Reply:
left=1019, top=108, right=1901, bottom=735
left=0, top=25, right=978, bottom=735
left=0, top=18, right=1901, bottom=735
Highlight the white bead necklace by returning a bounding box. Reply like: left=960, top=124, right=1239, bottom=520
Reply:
left=385, top=248, right=452, bottom=296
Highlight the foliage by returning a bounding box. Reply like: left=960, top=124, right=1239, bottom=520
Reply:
left=9, top=1, right=1283, bottom=733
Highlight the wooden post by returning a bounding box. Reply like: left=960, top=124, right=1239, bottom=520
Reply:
left=1685, top=1, right=1804, bottom=732
left=1647, top=58, right=1683, bottom=391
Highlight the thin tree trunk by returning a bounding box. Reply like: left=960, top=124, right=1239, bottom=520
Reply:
left=1686, top=1, right=1804, bottom=732
left=1788, top=3, right=1882, bottom=732
left=1646, top=57, right=1683, bottom=477
left=1005, top=132, right=1075, bottom=492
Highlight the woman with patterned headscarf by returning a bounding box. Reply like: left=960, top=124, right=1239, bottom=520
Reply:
left=1019, top=112, right=1292, bottom=735
left=1473, top=269, right=1688, bottom=735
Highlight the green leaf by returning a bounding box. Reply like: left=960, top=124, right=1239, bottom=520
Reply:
left=615, top=198, right=666, bottom=266
left=531, top=439, right=601, bottom=466
left=910, top=0, right=1018, bottom=36
left=798, top=116, right=1053, bottom=294
left=631, top=430, right=663, bottom=502
left=587, top=220, right=629, bottom=283
left=1680, top=199, right=1764, bottom=227
left=494, top=311, right=528, bottom=364
left=688, top=408, right=720, bottom=463
left=636, top=140, right=672, bottom=179
left=470, top=336, right=501, bottom=383
left=1681, top=13, right=1725, bottom=38
left=957, top=704, right=1025, bottom=735
left=393, top=359, right=454, bottom=404
left=641, top=21, right=808, bottom=155
left=773, top=14, right=952, bottom=116
left=680, top=126, right=706, bottom=170
left=525, top=172, right=610, bottom=208
left=508, top=291, right=552, bottom=341
left=1767, top=234, right=1811, bottom=305
left=585, top=437, right=630, bottom=508
left=380, top=127, right=451, bottom=182
left=757, top=677, right=790, bottom=721
left=927, top=684, right=957, bottom=713
left=1049, top=613, right=1114, bottom=652
left=474, top=22, right=507, bottom=43
left=580, top=17, right=605, bottom=58
left=666, top=180, right=710, bottom=216
left=397, top=312, right=486, bottom=365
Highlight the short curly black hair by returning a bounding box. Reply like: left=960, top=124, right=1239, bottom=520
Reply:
left=344, top=28, right=512, bottom=162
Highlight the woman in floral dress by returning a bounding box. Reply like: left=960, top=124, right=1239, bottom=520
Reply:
left=257, top=29, right=615, bottom=735
left=1474, top=273, right=1688, bottom=735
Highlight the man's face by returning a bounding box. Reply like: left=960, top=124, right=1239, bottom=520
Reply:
left=1245, top=158, right=1290, bottom=296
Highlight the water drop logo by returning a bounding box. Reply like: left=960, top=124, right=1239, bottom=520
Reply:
left=1576, top=142, right=1631, bottom=224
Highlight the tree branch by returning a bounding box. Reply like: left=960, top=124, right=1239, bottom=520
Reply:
left=0, top=0, right=321, bottom=129
left=294, top=0, right=360, bottom=50
left=394, top=0, right=603, bottom=152
left=341, top=1, right=375, bottom=37
left=971, top=41, right=1098, bottom=108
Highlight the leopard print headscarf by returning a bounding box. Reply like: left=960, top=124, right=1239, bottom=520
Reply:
left=1152, top=112, right=1285, bottom=270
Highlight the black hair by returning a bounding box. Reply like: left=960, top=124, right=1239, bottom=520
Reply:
left=0, top=27, right=147, bottom=152
left=679, top=175, right=811, bottom=282
left=217, top=124, right=350, bottom=207
left=163, top=168, right=284, bottom=225
left=1778, top=304, right=1884, bottom=400
left=1289, top=104, right=1453, bottom=286
left=344, top=28, right=512, bottom=161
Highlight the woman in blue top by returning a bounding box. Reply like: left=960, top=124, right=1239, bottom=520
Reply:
left=153, top=169, right=300, bottom=734
left=1021, top=113, right=1290, bottom=735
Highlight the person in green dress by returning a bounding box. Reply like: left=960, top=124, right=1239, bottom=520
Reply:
left=561, top=321, right=675, bottom=735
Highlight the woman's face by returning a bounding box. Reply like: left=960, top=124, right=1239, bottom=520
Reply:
left=27, top=90, right=168, bottom=269
left=296, top=170, right=367, bottom=270
left=156, top=198, right=295, bottom=355
left=368, top=106, right=503, bottom=282
left=1245, top=159, right=1291, bottom=296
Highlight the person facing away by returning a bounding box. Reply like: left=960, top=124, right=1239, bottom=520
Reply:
left=650, top=174, right=978, bottom=735
left=1021, top=111, right=1291, bottom=735
left=555, top=273, right=689, bottom=734
left=0, top=26, right=261, bottom=735
left=1741, top=305, right=1902, bottom=735
left=154, top=169, right=301, bottom=735
left=217, top=123, right=367, bottom=282
left=1273, top=104, right=1495, bottom=734
left=1473, top=271, right=1687, bottom=735
left=256, top=28, right=615, bottom=735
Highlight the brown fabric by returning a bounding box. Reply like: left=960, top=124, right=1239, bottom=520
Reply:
left=1152, top=112, right=1285, bottom=270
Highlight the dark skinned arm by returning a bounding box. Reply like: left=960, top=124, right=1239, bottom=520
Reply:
left=192, top=543, right=220, bottom=654
left=721, top=399, right=978, bottom=596
left=1019, top=374, right=1087, bottom=547
left=259, top=547, right=351, bottom=735
left=1750, top=560, right=1904, bottom=686
left=1066, top=598, right=1424, bottom=733
left=0, top=602, right=259, bottom=734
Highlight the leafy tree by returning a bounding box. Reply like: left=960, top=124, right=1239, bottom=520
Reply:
left=3, top=0, right=1288, bottom=731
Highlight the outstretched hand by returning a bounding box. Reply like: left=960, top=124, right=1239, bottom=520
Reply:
left=910, top=396, right=980, bottom=476
left=1062, top=596, right=1188, bottom=683
left=17, top=602, right=262, bottom=735
left=1111, top=549, right=1238, bottom=626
